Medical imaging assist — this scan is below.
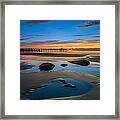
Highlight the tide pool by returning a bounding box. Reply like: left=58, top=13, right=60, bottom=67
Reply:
left=22, top=78, right=94, bottom=100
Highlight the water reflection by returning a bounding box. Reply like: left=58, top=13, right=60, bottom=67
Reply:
left=21, top=55, right=100, bottom=77
left=22, top=78, right=94, bottom=100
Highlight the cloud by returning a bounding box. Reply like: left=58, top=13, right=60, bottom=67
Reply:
left=21, top=34, right=44, bottom=37
left=73, top=33, right=99, bottom=37
left=93, top=36, right=100, bottom=38
left=20, top=37, right=34, bottom=41
left=21, top=39, right=100, bottom=49
left=30, top=40, right=60, bottom=44
left=77, top=20, right=100, bottom=27
left=20, top=38, right=83, bottom=45
left=25, top=20, right=51, bottom=25
left=22, top=39, right=99, bottom=45
left=77, top=39, right=100, bottom=43
left=73, top=35, right=83, bottom=36
left=21, top=39, right=59, bottom=44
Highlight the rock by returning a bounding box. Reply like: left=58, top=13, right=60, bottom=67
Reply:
left=39, top=63, right=55, bottom=71
left=58, top=78, right=68, bottom=84
left=60, top=64, right=68, bottom=67
left=88, top=56, right=100, bottom=63
left=69, top=59, right=90, bottom=66
left=63, top=83, right=76, bottom=88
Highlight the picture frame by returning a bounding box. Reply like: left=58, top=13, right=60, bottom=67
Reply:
left=0, top=0, right=119, bottom=119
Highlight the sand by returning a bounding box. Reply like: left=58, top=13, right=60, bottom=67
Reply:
left=21, top=71, right=100, bottom=100
left=20, top=71, right=99, bottom=91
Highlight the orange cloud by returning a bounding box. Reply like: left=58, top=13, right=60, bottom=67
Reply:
left=21, top=40, right=100, bottom=49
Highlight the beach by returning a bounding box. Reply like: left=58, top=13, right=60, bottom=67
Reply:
left=21, top=71, right=100, bottom=100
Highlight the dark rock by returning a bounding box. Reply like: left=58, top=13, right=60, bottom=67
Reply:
left=39, top=63, right=55, bottom=71
left=69, top=59, right=90, bottom=66
left=63, top=83, right=76, bottom=88
left=58, top=78, right=68, bottom=84
left=60, top=64, right=68, bottom=67
left=88, top=56, right=100, bottom=63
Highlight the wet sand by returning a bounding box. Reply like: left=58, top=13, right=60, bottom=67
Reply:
left=21, top=71, right=99, bottom=91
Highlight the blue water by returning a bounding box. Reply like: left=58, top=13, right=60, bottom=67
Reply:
left=24, top=78, right=94, bottom=100
left=21, top=60, right=100, bottom=77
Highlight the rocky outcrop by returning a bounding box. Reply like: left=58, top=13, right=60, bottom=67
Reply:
left=60, top=64, right=68, bottom=67
left=39, top=63, right=55, bottom=71
left=69, top=59, right=90, bottom=66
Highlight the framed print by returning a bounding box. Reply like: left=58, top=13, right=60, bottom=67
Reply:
left=0, top=0, right=119, bottom=119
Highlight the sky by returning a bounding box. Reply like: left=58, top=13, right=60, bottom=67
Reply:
left=20, top=20, right=100, bottom=49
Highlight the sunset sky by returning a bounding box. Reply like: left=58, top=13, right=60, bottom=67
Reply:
left=20, top=20, right=100, bottom=49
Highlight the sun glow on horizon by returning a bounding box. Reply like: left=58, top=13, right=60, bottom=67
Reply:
left=21, top=40, right=100, bottom=49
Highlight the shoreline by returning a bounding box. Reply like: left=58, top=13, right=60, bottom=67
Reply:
left=21, top=52, right=87, bottom=57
